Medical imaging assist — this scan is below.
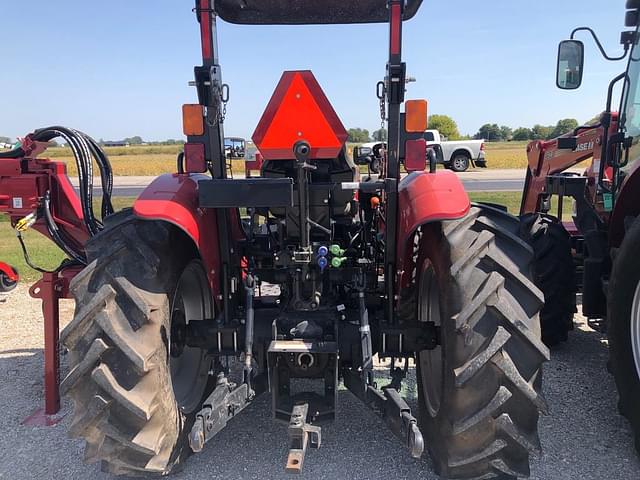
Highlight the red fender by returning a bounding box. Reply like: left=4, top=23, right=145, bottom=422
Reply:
left=397, top=171, right=470, bottom=289
left=133, top=174, right=222, bottom=301
left=0, top=262, right=19, bottom=282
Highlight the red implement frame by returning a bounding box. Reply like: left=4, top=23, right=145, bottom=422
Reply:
left=22, top=267, right=80, bottom=425
left=0, top=141, right=88, bottom=424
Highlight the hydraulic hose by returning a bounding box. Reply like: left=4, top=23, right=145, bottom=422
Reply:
left=30, top=126, right=114, bottom=235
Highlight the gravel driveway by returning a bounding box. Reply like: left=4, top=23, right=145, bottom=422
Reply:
left=1, top=285, right=639, bottom=479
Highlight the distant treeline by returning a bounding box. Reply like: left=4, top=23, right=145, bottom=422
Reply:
left=347, top=115, right=599, bottom=144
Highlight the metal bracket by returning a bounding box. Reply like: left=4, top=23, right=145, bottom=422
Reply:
left=342, top=369, right=424, bottom=459
left=285, top=403, right=321, bottom=473
left=381, top=387, right=424, bottom=458
left=380, top=323, right=438, bottom=357
left=189, top=377, right=251, bottom=452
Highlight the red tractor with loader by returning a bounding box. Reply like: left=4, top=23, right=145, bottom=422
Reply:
left=519, top=0, right=640, bottom=454
left=0, top=1, right=548, bottom=478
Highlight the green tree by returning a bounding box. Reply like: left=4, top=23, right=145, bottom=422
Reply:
left=123, top=136, right=144, bottom=145
left=512, top=128, right=533, bottom=141
left=347, top=128, right=371, bottom=143
left=550, top=118, right=579, bottom=138
left=475, top=123, right=502, bottom=141
left=428, top=115, right=460, bottom=140
left=531, top=124, right=553, bottom=140
left=500, top=126, right=513, bottom=141
left=372, top=128, right=388, bottom=142
left=0, top=136, right=12, bottom=144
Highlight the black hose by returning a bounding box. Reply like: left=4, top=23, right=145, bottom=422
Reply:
left=31, top=127, right=96, bottom=234
left=43, top=191, right=86, bottom=264
left=0, top=147, right=25, bottom=158
left=31, top=126, right=114, bottom=235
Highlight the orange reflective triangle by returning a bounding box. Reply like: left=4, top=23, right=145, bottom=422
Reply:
left=252, top=71, right=348, bottom=160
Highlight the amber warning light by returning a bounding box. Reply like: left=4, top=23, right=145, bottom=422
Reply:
left=252, top=71, right=348, bottom=160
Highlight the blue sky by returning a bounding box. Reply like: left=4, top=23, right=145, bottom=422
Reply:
left=0, top=0, right=631, bottom=141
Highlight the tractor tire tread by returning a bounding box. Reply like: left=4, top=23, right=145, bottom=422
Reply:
left=61, top=216, right=184, bottom=475
left=518, top=213, right=576, bottom=347
left=607, top=216, right=640, bottom=455
left=415, top=205, right=546, bottom=479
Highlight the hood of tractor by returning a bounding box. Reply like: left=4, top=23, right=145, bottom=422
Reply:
left=215, top=0, right=423, bottom=25
left=252, top=71, right=348, bottom=160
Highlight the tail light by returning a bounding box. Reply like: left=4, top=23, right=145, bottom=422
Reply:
left=480, top=143, right=485, bottom=151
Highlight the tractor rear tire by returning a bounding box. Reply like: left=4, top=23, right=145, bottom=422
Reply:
left=412, top=205, right=549, bottom=479
left=607, top=216, right=640, bottom=454
left=60, top=213, right=213, bottom=475
left=518, top=213, right=576, bottom=347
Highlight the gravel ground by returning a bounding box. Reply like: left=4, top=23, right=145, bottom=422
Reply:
left=1, top=285, right=639, bottom=479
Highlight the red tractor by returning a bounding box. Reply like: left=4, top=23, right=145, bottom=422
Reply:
left=0, top=1, right=547, bottom=478
left=519, top=0, right=640, bottom=453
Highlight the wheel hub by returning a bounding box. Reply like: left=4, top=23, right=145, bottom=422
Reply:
left=418, top=267, right=443, bottom=417
left=453, top=157, right=466, bottom=170
left=170, top=310, right=187, bottom=358
left=169, top=261, right=213, bottom=414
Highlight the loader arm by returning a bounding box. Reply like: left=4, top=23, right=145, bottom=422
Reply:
left=519, top=119, right=618, bottom=215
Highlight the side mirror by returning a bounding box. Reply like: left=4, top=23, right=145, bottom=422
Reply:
left=557, top=40, right=584, bottom=90
left=353, top=145, right=382, bottom=173
left=353, top=146, right=373, bottom=165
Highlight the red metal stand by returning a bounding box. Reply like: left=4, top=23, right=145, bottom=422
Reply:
left=22, top=268, right=79, bottom=426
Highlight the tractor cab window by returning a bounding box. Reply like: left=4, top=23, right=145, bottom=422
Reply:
left=424, top=131, right=435, bottom=142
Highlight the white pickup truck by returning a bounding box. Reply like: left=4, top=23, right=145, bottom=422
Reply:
left=423, top=129, right=486, bottom=172
left=361, top=130, right=486, bottom=173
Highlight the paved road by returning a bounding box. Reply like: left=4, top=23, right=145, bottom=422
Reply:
left=461, top=178, right=524, bottom=191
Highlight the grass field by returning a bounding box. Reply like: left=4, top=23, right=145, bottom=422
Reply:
left=482, top=141, right=529, bottom=169
left=19, top=141, right=536, bottom=176
left=0, top=192, right=573, bottom=283
left=0, top=197, right=134, bottom=282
